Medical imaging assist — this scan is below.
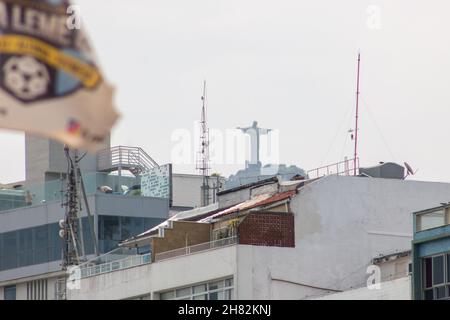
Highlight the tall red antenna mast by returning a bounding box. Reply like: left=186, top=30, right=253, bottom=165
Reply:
left=353, top=53, right=361, bottom=175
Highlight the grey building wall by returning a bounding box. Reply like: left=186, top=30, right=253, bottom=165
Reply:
left=25, top=135, right=50, bottom=183
left=25, top=134, right=110, bottom=183
left=171, top=174, right=225, bottom=208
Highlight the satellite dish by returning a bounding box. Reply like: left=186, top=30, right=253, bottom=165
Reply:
left=404, top=162, right=416, bottom=178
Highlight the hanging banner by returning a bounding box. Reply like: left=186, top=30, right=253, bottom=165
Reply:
left=0, top=0, right=119, bottom=151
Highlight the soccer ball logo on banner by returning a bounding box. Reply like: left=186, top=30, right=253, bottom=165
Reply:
left=3, top=56, right=50, bottom=100
left=0, top=0, right=118, bottom=150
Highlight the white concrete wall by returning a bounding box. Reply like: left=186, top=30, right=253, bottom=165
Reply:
left=67, top=245, right=237, bottom=300
left=0, top=261, right=61, bottom=283
left=236, top=175, right=450, bottom=299
left=236, top=245, right=334, bottom=299
left=0, top=275, right=60, bottom=300
left=376, top=256, right=411, bottom=282
left=63, top=175, right=450, bottom=300
left=313, top=276, right=411, bottom=300
left=172, top=174, right=203, bottom=208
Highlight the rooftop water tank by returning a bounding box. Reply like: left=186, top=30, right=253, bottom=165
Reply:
left=359, top=162, right=405, bottom=179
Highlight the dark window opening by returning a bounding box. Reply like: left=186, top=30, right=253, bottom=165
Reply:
left=424, top=257, right=432, bottom=288
left=433, top=255, right=444, bottom=285
left=4, top=285, right=16, bottom=300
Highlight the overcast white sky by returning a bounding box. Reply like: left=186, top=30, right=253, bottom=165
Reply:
left=1, top=0, right=450, bottom=183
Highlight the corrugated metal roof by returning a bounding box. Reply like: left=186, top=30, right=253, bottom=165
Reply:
left=121, top=203, right=219, bottom=244
left=199, top=190, right=296, bottom=222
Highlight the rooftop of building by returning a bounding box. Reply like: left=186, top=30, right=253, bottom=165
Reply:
left=372, top=250, right=412, bottom=264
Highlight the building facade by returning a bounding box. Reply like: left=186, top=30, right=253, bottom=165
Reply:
left=0, top=135, right=222, bottom=300
left=67, top=174, right=450, bottom=300
left=412, top=203, right=450, bottom=300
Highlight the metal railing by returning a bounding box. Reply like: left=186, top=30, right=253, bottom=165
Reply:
left=97, top=146, right=159, bottom=174
left=154, top=237, right=237, bottom=262
left=307, top=157, right=359, bottom=179
left=0, top=172, right=143, bottom=213
left=79, top=253, right=151, bottom=279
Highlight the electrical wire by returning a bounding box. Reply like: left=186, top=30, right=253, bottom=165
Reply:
left=76, top=151, right=88, bottom=163
left=360, top=96, right=398, bottom=162
left=319, top=102, right=355, bottom=167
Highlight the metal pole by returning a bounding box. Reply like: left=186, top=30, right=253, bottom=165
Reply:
left=353, top=53, right=361, bottom=175
left=74, top=150, right=86, bottom=261
left=78, top=169, right=100, bottom=256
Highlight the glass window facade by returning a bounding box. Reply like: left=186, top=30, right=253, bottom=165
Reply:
left=98, top=215, right=160, bottom=253
left=0, top=215, right=162, bottom=271
left=159, top=277, right=234, bottom=300
left=422, top=253, right=450, bottom=300
left=0, top=217, right=94, bottom=271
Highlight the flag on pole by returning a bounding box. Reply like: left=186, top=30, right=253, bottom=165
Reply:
left=0, top=0, right=119, bottom=151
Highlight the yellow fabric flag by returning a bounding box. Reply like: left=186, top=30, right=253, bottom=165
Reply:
left=0, top=0, right=119, bottom=151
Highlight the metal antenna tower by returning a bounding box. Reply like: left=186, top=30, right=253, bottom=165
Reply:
left=196, top=81, right=211, bottom=206
left=57, top=147, right=99, bottom=300
left=61, top=146, right=82, bottom=270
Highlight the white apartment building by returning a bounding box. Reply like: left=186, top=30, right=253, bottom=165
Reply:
left=66, top=173, right=450, bottom=300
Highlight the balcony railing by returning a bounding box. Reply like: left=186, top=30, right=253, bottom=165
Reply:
left=79, top=253, right=151, bottom=279
left=307, top=157, right=359, bottom=179
left=0, top=172, right=147, bottom=213
left=97, top=146, right=159, bottom=174
left=154, top=237, right=238, bottom=262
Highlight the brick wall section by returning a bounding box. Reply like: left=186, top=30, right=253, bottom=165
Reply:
left=238, top=212, right=295, bottom=247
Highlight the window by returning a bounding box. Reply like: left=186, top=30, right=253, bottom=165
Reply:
left=424, top=257, right=432, bottom=288
left=424, top=289, right=433, bottom=300
left=448, top=255, right=450, bottom=283
left=176, top=287, right=191, bottom=299
left=159, top=277, right=234, bottom=300
left=422, top=253, right=450, bottom=300
left=160, top=291, right=175, bottom=300
left=2, top=232, right=18, bottom=270
left=4, top=285, right=16, bottom=300
left=193, top=284, right=207, bottom=294
left=18, top=229, right=33, bottom=267
left=131, top=294, right=151, bottom=300
left=433, top=256, right=444, bottom=285
left=0, top=218, right=93, bottom=272
left=98, top=216, right=163, bottom=253
left=34, top=225, right=49, bottom=265
left=417, top=209, right=449, bottom=231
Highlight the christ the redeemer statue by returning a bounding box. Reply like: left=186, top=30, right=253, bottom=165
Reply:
left=237, top=121, right=272, bottom=167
